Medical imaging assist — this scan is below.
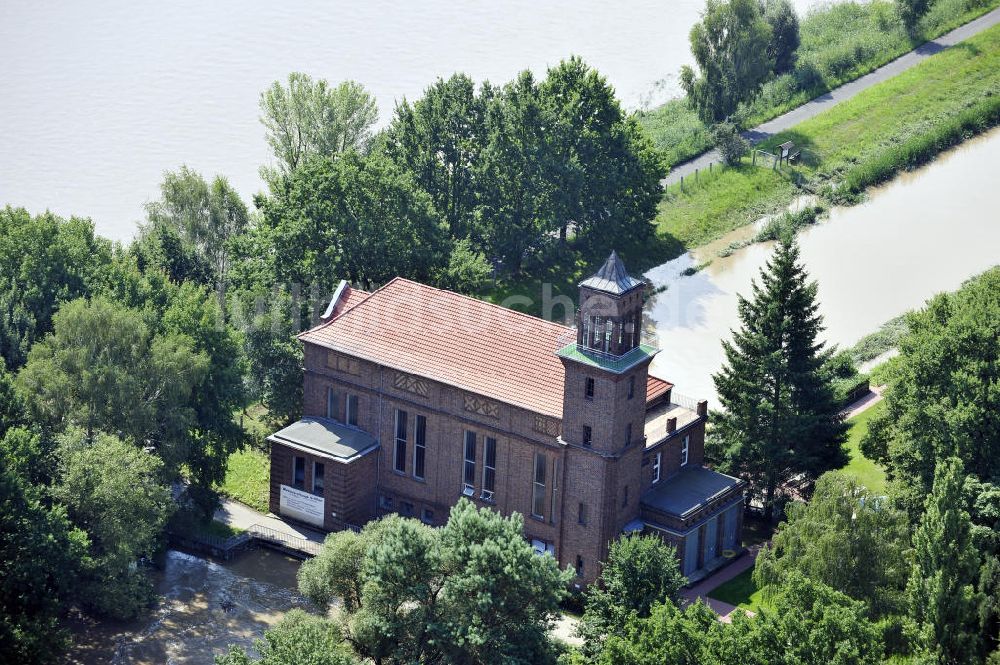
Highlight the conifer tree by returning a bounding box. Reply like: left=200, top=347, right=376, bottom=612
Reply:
left=712, top=233, right=847, bottom=519
left=907, top=457, right=983, bottom=664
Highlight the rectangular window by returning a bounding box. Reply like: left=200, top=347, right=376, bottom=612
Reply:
left=463, top=431, right=476, bottom=495
left=401, top=501, right=414, bottom=517
left=653, top=451, right=662, bottom=483
left=582, top=425, right=592, bottom=447
left=681, top=434, right=690, bottom=466
left=379, top=495, right=393, bottom=511
left=532, top=453, right=546, bottom=518
left=413, top=415, right=426, bottom=480
left=578, top=502, right=588, bottom=525
left=482, top=436, right=496, bottom=500
left=312, top=462, right=325, bottom=496
left=421, top=507, right=434, bottom=524
left=394, top=409, right=408, bottom=474
left=628, top=375, right=635, bottom=400
left=584, top=376, right=594, bottom=399
left=346, top=394, right=359, bottom=427
left=625, top=423, right=632, bottom=447
left=292, top=456, right=305, bottom=490
left=326, top=387, right=338, bottom=420
left=575, top=555, right=584, bottom=578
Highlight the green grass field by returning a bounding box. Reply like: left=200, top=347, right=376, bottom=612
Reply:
left=218, top=446, right=271, bottom=514
left=840, top=400, right=889, bottom=494
left=654, top=21, right=1000, bottom=250
left=706, top=567, right=771, bottom=613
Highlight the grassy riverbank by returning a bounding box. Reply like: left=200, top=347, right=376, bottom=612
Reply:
left=638, top=0, right=1000, bottom=167
left=656, top=20, right=1000, bottom=251
left=485, top=22, right=1000, bottom=316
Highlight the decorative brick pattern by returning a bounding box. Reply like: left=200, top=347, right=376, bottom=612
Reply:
left=533, top=415, right=560, bottom=437
left=463, top=393, right=500, bottom=419
left=394, top=371, right=429, bottom=397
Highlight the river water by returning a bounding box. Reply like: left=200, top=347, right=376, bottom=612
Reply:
left=0, top=0, right=822, bottom=242
left=645, top=125, right=1000, bottom=405
left=65, top=549, right=308, bottom=665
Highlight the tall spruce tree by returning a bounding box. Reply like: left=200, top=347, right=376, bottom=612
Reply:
left=907, top=457, right=984, bottom=664
left=712, top=234, right=847, bottom=520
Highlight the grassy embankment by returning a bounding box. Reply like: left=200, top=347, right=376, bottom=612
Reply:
left=655, top=19, right=1000, bottom=253
left=486, top=21, right=1000, bottom=317
left=216, top=404, right=273, bottom=514
left=638, top=0, right=1000, bottom=167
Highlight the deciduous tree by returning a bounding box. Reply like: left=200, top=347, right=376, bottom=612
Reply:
left=215, top=609, right=357, bottom=665
left=681, top=0, right=775, bottom=123
left=260, top=73, right=378, bottom=179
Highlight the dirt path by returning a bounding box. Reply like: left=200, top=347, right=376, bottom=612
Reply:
left=663, top=6, right=1000, bottom=185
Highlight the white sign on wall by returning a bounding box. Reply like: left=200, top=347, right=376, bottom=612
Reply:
left=279, top=484, right=325, bottom=527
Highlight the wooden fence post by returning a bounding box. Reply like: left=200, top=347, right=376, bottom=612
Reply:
left=680, top=175, right=684, bottom=193
left=752, top=150, right=756, bottom=166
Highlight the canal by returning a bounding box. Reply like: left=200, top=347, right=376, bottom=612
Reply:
left=645, top=125, right=1000, bottom=404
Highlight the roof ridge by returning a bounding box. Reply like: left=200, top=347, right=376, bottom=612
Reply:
left=335, top=277, right=572, bottom=333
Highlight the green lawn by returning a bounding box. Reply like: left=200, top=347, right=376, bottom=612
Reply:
left=705, top=568, right=771, bottom=613
left=841, top=401, right=888, bottom=494
left=654, top=21, right=1000, bottom=249
left=218, top=446, right=271, bottom=514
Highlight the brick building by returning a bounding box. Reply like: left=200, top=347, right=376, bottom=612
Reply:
left=267, top=252, right=745, bottom=583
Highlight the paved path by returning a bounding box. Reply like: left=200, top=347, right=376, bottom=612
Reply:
left=664, top=6, right=1000, bottom=185
left=680, top=545, right=762, bottom=623
left=214, top=497, right=326, bottom=544
left=841, top=384, right=886, bottom=420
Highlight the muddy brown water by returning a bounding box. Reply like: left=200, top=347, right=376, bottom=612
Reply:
left=645, top=125, right=1000, bottom=404
left=65, top=549, right=309, bottom=665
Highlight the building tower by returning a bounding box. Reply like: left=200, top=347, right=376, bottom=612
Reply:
left=557, top=251, right=657, bottom=583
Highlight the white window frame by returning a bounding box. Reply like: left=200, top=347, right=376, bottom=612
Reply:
left=346, top=394, right=359, bottom=427
left=312, top=461, right=325, bottom=496
left=532, top=453, right=546, bottom=519
left=653, top=451, right=662, bottom=483
left=463, top=431, right=476, bottom=495
left=681, top=434, right=690, bottom=466
left=481, top=436, right=496, bottom=501
left=393, top=409, right=407, bottom=474
left=326, top=387, right=338, bottom=420
left=413, top=414, right=426, bottom=480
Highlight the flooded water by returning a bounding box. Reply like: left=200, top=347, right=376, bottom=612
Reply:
left=646, top=125, right=1000, bottom=404
left=66, top=549, right=310, bottom=665
left=0, top=0, right=822, bottom=241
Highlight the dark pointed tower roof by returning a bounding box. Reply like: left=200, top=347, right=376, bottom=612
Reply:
left=579, top=250, right=644, bottom=295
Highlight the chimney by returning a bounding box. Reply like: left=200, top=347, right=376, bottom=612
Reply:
left=696, top=400, right=708, bottom=417
left=666, top=417, right=677, bottom=434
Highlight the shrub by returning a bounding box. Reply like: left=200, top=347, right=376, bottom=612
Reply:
left=712, top=122, right=750, bottom=165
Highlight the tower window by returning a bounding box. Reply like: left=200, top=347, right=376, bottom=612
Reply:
left=625, top=423, right=632, bottom=447
left=584, top=377, right=594, bottom=399
left=576, top=555, right=585, bottom=578
left=653, top=451, right=662, bottom=484
left=578, top=502, right=588, bottom=525
left=582, top=425, right=592, bottom=447
left=681, top=435, right=690, bottom=466
left=628, top=375, right=635, bottom=400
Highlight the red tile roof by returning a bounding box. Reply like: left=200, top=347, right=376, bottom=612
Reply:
left=646, top=375, right=674, bottom=404
left=299, top=278, right=572, bottom=418
left=330, top=285, right=370, bottom=319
